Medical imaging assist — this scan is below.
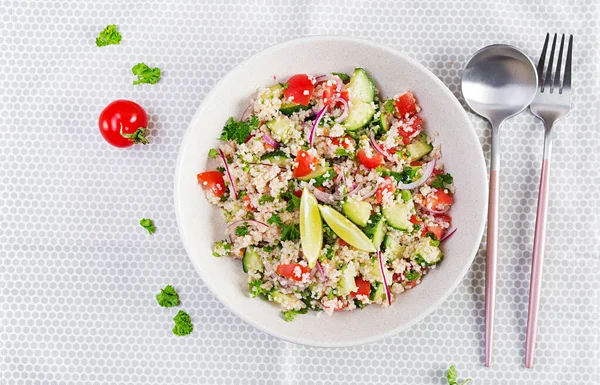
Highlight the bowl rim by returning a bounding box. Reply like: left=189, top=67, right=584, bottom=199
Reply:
left=174, top=35, right=487, bottom=347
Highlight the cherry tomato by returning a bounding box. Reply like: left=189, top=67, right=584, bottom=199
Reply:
left=329, top=135, right=352, bottom=149
left=425, top=224, right=445, bottom=241
left=357, top=148, right=384, bottom=169
left=376, top=177, right=396, bottom=204
left=394, top=91, right=418, bottom=118
left=276, top=263, right=311, bottom=281
left=397, top=117, right=422, bottom=145
left=197, top=171, right=226, bottom=197
left=293, top=149, right=318, bottom=178
left=350, top=277, right=371, bottom=298
left=98, top=100, right=149, bottom=148
left=283, top=74, right=314, bottom=106
left=423, top=190, right=454, bottom=211
left=322, top=82, right=349, bottom=106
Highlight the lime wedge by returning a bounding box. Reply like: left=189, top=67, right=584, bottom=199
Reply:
left=300, top=187, right=323, bottom=268
left=318, top=205, right=377, bottom=253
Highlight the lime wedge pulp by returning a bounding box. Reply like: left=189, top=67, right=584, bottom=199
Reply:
left=300, top=187, right=323, bottom=268
left=318, top=205, right=377, bottom=253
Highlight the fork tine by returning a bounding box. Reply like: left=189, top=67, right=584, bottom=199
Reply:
left=543, top=34, right=557, bottom=92
left=537, top=33, right=549, bottom=89
left=563, top=35, right=573, bottom=91
left=553, top=35, right=565, bottom=92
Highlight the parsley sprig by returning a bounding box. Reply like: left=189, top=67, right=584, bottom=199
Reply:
left=140, top=218, right=155, bottom=234
left=95, top=24, right=122, bottom=47
left=446, top=365, right=471, bottom=385
left=132, top=62, right=161, bottom=85
left=431, top=173, right=453, bottom=190
left=172, top=310, right=194, bottom=336
left=156, top=285, right=179, bottom=308
left=219, top=116, right=260, bottom=144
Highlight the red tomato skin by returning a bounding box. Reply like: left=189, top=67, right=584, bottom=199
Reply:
left=293, top=150, right=318, bottom=178
left=283, top=74, right=314, bottom=106
left=276, top=264, right=311, bottom=281
left=397, top=117, right=422, bottom=145
left=350, top=277, right=371, bottom=298
left=337, top=238, right=350, bottom=247
left=376, top=177, right=396, bottom=204
left=197, top=171, right=226, bottom=197
left=356, top=149, right=384, bottom=170
left=425, top=224, right=445, bottom=241
left=394, top=91, right=418, bottom=118
left=427, top=190, right=454, bottom=208
left=329, top=135, right=352, bottom=149
left=98, top=100, right=148, bottom=148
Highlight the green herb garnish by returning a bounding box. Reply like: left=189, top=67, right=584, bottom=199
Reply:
left=446, top=365, right=472, bottom=385
left=405, top=270, right=421, bottom=281
left=140, top=218, right=155, bottom=234
left=267, top=213, right=283, bottom=226
left=431, top=173, right=454, bottom=190
left=281, top=308, right=308, bottom=322
left=208, top=148, right=218, bottom=158
left=332, top=72, right=350, bottom=83
left=95, top=24, right=122, bottom=47
left=172, top=310, right=193, bottom=336
left=281, top=223, right=300, bottom=241
left=156, top=285, right=179, bottom=308
left=235, top=224, right=250, bottom=237
left=219, top=116, right=260, bottom=144
left=258, top=195, right=275, bottom=205
left=132, top=62, right=161, bottom=85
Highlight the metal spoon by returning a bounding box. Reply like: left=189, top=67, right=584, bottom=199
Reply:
left=461, top=45, right=538, bottom=367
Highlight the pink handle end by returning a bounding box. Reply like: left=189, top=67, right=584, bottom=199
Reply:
left=485, top=169, right=499, bottom=367
left=525, top=159, right=551, bottom=368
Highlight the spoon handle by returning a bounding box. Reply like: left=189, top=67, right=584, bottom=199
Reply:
left=525, top=125, right=553, bottom=368
left=485, top=125, right=501, bottom=367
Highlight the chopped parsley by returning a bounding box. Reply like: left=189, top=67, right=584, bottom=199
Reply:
left=235, top=223, right=250, bottom=237
left=95, top=24, right=122, bottom=47
left=281, top=223, right=300, bottom=241
left=398, top=166, right=418, bottom=184
left=263, top=245, right=275, bottom=252
left=139, top=218, right=155, bottom=234
left=431, top=173, right=454, bottom=190
left=219, top=116, right=260, bottom=144
left=267, top=213, right=283, bottom=226
left=311, top=170, right=335, bottom=187
left=334, top=147, right=354, bottom=159
left=212, top=240, right=232, bottom=257
left=282, top=82, right=290, bottom=90
left=132, top=62, right=161, bottom=85
left=323, top=245, right=335, bottom=260
left=323, top=223, right=337, bottom=241
left=249, top=279, right=268, bottom=298
left=281, top=308, right=308, bottom=322
left=383, top=99, right=395, bottom=114
left=208, top=148, right=218, bottom=158
left=216, top=166, right=225, bottom=173
left=172, top=310, right=193, bottom=336
left=282, top=191, right=301, bottom=212
left=156, top=285, right=179, bottom=308
left=405, top=270, right=421, bottom=281
left=354, top=299, right=366, bottom=309
left=238, top=190, right=247, bottom=199
left=446, top=365, right=472, bottom=385
left=332, top=72, right=350, bottom=83
left=258, top=195, right=274, bottom=205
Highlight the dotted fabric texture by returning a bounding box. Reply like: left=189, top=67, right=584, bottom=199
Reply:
left=1, top=1, right=599, bottom=384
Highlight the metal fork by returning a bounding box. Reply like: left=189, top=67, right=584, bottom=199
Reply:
left=526, top=33, right=573, bottom=368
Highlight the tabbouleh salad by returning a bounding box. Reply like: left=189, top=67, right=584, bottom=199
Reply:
left=196, top=68, right=456, bottom=321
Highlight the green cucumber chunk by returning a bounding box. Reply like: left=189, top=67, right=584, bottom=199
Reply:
left=260, top=150, right=289, bottom=166
left=337, top=263, right=358, bottom=296
left=382, top=201, right=413, bottom=231
left=363, top=214, right=386, bottom=250
left=296, top=165, right=332, bottom=181
left=341, top=199, right=372, bottom=227
left=242, top=246, right=263, bottom=273
left=406, top=140, right=433, bottom=161
left=266, top=115, right=295, bottom=143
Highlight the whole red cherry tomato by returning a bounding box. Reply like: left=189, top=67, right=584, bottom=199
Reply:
left=99, top=100, right=149, bottom=148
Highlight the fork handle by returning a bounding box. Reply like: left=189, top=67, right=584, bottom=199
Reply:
left=525, top=127, right=553, bottom=368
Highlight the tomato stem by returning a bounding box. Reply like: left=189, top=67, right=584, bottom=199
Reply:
left=120, top=123, right=149, bottom=145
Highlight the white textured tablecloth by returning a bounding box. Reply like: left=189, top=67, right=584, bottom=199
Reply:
left=1, top=1, right=598, bottom=384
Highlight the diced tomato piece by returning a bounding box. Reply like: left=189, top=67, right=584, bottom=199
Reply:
left=322, top=82, right=349, bottom=107
left=329, top=135, right=352, bottom=149
left=435, top=213, right=452, bottom=225
left=423, top=190, right=454, bottom=210
left=293, top=149, right=318, bottom=178
left=333, top=299, right=348, bottom=311
left=409, top=214, right=423, bottom=225
left=283, top=74, right=314, bottom=106
left=357, top=148, right=384, bottom=170
left=196, top=171, right=226, bottom=197
left=376, top=176, right=396, bottom=204
left=394, top=91, right=419, bottom=118
left=350, top=277, right=371, bottom=298
left=410, top=161, right=423, bottom=167
left=293, top=190, right=303, bottom=198
left=276, top=263, right=311, bottom=281
left=404, top=281, right=418, bottom=289
left=243, top=195, right=255, bottom=211
left=425, top=224, right=445, bottom=241
left=397, top=116, right=422, bottom=145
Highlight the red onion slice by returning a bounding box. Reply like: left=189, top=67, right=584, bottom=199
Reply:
left=440, top=228, right=457, bottom=242
left=316, top=261, right=328, bottom=282
left=219, top=149, right=238, bottom=199
left=359, top=187, right=377, bottom=199
left=309, top=106, right=328, bottom=146
left=315, top=75, right=343, bottom=92
left=396, top=160, right=436, bottom=190
left=377, top=250, right=392, bottom=306
left=333, top=97, right=349, bottom=123
left=240, top=103, right=251, bottom=121
left=312, top=188, right=344, bottom=203
left=262, top=133, right=280, bottom=149
left=226, top=219, right=269, bottom=233
left=419, top=202, right=450, bottom=215
left=346, top=182, right=364, bottom=196
left=368, top=131, right=395, bottom=163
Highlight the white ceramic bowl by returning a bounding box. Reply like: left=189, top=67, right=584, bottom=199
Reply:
left=175, top=36, right=487, bottom=347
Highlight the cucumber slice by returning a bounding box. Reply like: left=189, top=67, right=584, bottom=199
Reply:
left=413, top=238, right=443, bottom=266
left=341, top=199, right=372, bottom=227
left=260, top=150, right=289, bottom=166
left=369, top=282, right=386, bottom=302
left=296, top=165, right=332, bottom=181
left=382, top=202, right=413, bottom=231
left=268, top=291, right=298, bottom=305
left=343, top=68, right=377, bottom=131
left=337, top=263, right=358, bottom=296
left=382, top=234, right=406, bottom=259
left=266, top=116, right=294, bottom=143
left=406, top=140, right=433, bottom=161
left=347, top=68, right=376, bottom=103
left=242, top=246, right=263, bottom=273
left=363, top=214, right=386, bottom=250
left=280, top=101, right=311, bottom=116
left=343, top=102, right=376, bottom=131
